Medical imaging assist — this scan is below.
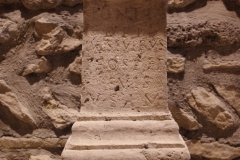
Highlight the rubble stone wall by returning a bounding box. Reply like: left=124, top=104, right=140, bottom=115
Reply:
left=0, top=0, right=239, bottom=159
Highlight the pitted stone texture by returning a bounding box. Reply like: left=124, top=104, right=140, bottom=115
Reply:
left=22, top=57, right=52, bottom=76
left=82, top=0, right=168, bottom=114
left=0, top=80, right=36, bottom=126
left=62, top=149, right=190, bottom=160
left=62, top=119, right=190, bottom=160
left=169, top=102, right=200, bottom=131
left=167, top=56, right=186, bottom=73
left=187, top=87, right=237, bottom=130
left=0, top=19, right=18, bottom=44
left=214, top=85, right=240, bottom=116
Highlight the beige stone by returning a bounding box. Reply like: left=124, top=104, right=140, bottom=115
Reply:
left=214, top=85, right=240, bottom=116
left=62, top=0, right=190, bottom=159
left=187, top=140, right=240, bottom=160
left=167, top=56, right=186, bottom=73
left=36, top=27, right=82, bottom=55
left=203, top=59, right=240, bottom=71
left=169, top=102, right=200, bottom=130
left=168, top=0, right=196, bottom=8
left=29, top=155, right=54, bottom=160
left=41, top=87, right=78, bottom=129
left=0, top=19, right=18, bottom=44
left=22, top=57, right=52, bottom=76
left=187, top=87, right=236, bottom=130
left=0, top=80, right=36, bottom=126
left=68, top=56, right=82, bottom=75
left=34, top=18, right=58, bottom=38
left=21, top=0, right=62, bottom=10
left=0, top=137, right=66, bottom=149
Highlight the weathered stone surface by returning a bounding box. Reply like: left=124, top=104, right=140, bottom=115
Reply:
left=214, top=85, right=240, bottom=116
left=169, top=102, right=200, bottom=130
left=187, top=140, right=240, bottom=160
left=62, top=0, right=82, bottom=6
left=203, top=59, right=240, bottom=71
left=22, top=57, right=52, bottom=76
left=0, top=80, right=36, bottom=126
left=187, top=87, right=236, bottom=130
left=29, top=155, right=54, bottom=160
left=36, top=27, right=82, bottom=55
left=81, top=0, right=168, bottom=114
left=168, top=0, right=196, bottom=9
left=34, top=18, right=58, bottom=39
left=21, top=0, right=62, bottom=10
left=63, top=0, right=190, bottom=159
left=40, top=87, right=78, bottom=129
left=167, top=56, right=186, bottom=73
left=167, top=1, right=240, bottom=47
left=0, top=19, right=18, bottom=44
left=68, top=56, right=82, bottom=75
left=0, top=137, right=66, bottom=149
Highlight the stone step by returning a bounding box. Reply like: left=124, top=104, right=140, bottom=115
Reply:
left=77, top=112, right=172, bottom=121
left=62, top=149, right=190, bottom=160
left=64, top=120, right=185, bottom=150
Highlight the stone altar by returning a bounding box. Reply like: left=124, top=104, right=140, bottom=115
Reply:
left=62, top=0, right=190, bottom=159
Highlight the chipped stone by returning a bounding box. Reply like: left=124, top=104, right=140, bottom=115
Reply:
left=214, top=85, right=240, bottom=116
left=0, top=80, right=36, bottom=126
left=22, top=57, right=52, bottom=76
left=40, top=87, right=78, bottom=129
left=169, top=102, right=200, bottom=130
left=187, top=87, right=236, bottom=130
left=0, top=19, right=18, bottom=44
left=167, top=56, right=186, bottom=73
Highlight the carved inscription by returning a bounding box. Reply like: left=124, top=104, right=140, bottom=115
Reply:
left=82, top=0, right=168, bottom=113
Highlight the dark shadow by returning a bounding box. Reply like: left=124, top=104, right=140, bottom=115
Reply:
left=24, top=73, right=48, bottom=85
left=167, top=72, right=185, bottom=81
left=52, top=123, right=73, bottom=137
left=0, top=104, right=34, bottom=136
left=168, top=0, right=207, bottom=14
left=68, top=72, right=82, bottom=86
left=222, top=0, right=240, bottom=17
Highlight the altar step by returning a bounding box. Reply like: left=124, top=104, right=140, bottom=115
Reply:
left=62, top=114, right=190, bottom=160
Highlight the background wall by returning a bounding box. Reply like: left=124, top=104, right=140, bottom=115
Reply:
left=0, top=0, right=239, bottom=159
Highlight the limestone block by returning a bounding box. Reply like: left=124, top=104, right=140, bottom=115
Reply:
left=62, top=0, right=82, bottom=6
left=29, top=155, right=54, bottom=160
left=22, top=57, right=52, bottom=76
left=0, top=80, right=36, bottom=126
left=34, top=18, right=58, bottom=39
left=36, top=27, right=82, bottom=55
left=169, top=102, right=200, bottom=130
left=203, top=59, right=240, bottom=71
left=168, top=0, right=196, bottom=8
left=0, top=19, right=18, bottom=44
left=167, top=56, right=186, bottom=73
left=40, top=87, right=78, bottom=129
left=214, top=85, right=240, bottom=116
left=187, top=140, right=240, bottom=160
left=21, top=0, right=63, bottom=10
left=187, top=87, right=236, bottom=130
left=68, top=56, right=82, bottom=75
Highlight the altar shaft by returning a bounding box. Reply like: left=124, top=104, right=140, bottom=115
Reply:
left=82, top=0, right=167, bottom=114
